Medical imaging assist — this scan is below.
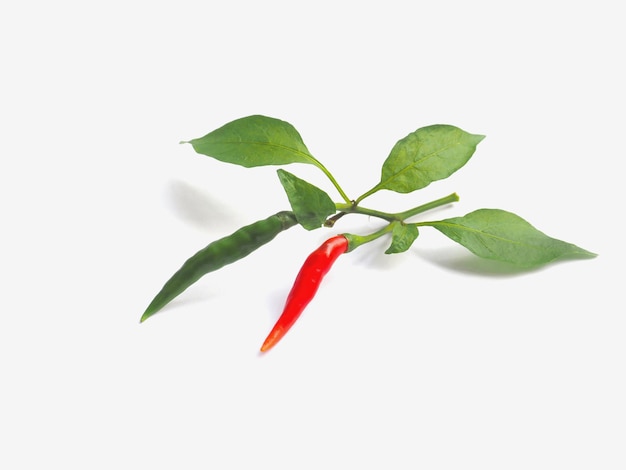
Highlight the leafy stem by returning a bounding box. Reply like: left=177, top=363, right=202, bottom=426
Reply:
left=392, top=192, right=459, bottom=220
left=333, top=203, right=395, bottom=222
left=333, top=192, right=459, bottom=224
left=142, top=114, right=598, bottom=350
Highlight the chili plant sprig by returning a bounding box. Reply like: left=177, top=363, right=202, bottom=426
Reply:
left=141, top=114, right=597, bottom=352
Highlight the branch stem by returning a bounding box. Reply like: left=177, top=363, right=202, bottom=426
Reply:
left=335, top=192, right=459, bottom=223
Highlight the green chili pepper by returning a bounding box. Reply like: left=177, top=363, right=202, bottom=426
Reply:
left=141, top=211, right=297, bottom=322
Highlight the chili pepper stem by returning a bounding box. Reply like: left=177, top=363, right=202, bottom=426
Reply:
left=343, top=223, right=395, bottom=252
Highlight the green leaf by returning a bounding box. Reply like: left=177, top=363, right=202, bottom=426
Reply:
left=277, top=169, right=336, bottom=230
left=385, top=223, right=419, bottom=254
left=183, top=115, right=317, bottom=168
left=377, top=125, right=484, bottom=194
left=427, top=209, right=597, bottom=268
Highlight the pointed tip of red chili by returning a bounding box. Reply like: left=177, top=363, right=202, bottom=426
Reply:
left=260, top=327, right=284, bottom=353
left=259, top=340, right=271, bottom=353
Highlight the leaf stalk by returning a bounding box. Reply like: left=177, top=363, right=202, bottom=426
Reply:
left=311, top=160, right=351, bottom=204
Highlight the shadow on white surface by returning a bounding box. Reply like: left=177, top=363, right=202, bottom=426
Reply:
left=412, top=245, right=596, bottom=277
left=165, top=179, right=238, bottom=231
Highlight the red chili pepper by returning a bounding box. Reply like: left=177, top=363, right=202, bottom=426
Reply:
left=260, top=235, right=349, bottom=352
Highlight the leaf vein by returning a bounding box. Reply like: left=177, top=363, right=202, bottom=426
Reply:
left=430, top=221, right=538, bottom=248
left=216, top=140, right=314, bottom=162
left=379, top=142, right=458, bottom=189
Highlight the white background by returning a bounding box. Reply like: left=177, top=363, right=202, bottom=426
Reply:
left=1, top=1, right=624, bottom=468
